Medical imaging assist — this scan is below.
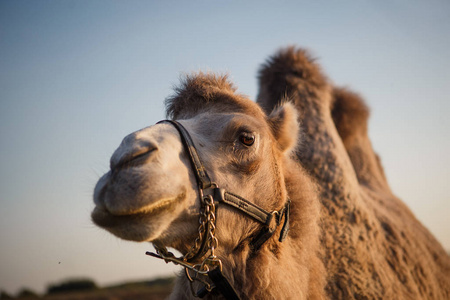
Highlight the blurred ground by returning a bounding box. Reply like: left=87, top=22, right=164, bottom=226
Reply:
left=1, top=277, right=175, bottom=300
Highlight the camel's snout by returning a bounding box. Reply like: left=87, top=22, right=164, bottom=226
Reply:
left=110, top=127, right=158, bottom=171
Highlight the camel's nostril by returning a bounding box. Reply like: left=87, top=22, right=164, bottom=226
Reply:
left=111, top=146, right=157, bottom=171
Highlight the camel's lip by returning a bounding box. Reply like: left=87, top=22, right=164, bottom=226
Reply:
left=91, top=193, right=185, bottom=229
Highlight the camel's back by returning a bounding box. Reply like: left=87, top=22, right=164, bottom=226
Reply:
left=365, top=187, right=450, bottom=299
left=319, top=184, right=450, bottom=299
left=329, top=82, right=450, bottom=299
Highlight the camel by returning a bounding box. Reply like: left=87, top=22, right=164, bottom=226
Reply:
left=92, top=73, right=325, bottom=299
left=91, top=48, right=450, bottom=299
left=257, top=47, right=450, bottom=299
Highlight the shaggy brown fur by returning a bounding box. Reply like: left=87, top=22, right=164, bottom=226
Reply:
left=165, top=73, right=263, bottom=121
left=257, top=46, right=450, bottom=299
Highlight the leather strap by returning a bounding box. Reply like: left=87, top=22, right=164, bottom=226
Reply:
left=213, top=188, right=290, bottom=250
left=158, top=120, right=213, bottom=189
left=214, top=188, right=275, bottom=225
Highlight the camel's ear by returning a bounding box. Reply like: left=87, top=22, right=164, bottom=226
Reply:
left=268, top=102, right=300, bottom=154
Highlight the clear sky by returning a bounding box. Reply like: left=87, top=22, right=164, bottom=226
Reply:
left=1, top=0, right=449, bottom=295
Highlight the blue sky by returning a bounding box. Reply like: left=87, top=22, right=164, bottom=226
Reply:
left=1, top=0, right=449, bottom=295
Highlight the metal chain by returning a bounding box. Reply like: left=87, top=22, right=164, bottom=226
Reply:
left=183, top=201, right=209, bottom=261
left=184, top=194, right=223, bottom=297
left=204, top=195, right=218, bottom=257
left=148, top=191, right=222, bottom=298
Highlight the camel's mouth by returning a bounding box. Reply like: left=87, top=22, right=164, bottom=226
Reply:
left=91, top=193, right=185, bottom=229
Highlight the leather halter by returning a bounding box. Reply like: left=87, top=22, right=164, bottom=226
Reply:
left=147, top=120, right=291, bottom=299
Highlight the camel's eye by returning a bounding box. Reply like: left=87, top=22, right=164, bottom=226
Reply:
left=239, top=132, right=255, bottom=146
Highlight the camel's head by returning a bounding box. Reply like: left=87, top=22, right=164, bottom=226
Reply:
left=92, top=74, right=299, bottom=254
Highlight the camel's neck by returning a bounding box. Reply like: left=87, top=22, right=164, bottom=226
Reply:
left=208, top=163, right=323, bottom=300
left=209, top=240, right=315, bottom=299
left=170, top=161, right=324, bottom=300
left=169, top=236, right=309, bottom=300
